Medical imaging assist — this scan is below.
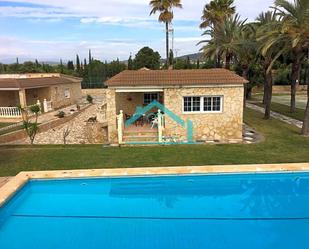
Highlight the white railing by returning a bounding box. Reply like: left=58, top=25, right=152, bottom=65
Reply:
left=43, top=99, right=52, bottom=113
left=0, top=107, right=21, bottom=118
left=157, top=109, right=163, bottom=143
left=117, top=110, right=124, bottom=144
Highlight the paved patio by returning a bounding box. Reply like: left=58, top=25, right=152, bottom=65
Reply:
left=0, top=177, right=11, bottom=188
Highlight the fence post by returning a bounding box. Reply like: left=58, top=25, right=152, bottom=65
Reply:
left=43, top=99, right=48, bottom=113
left=117, top=110, right=124, bottom=144
left=158, top=109, right=163, bottom=143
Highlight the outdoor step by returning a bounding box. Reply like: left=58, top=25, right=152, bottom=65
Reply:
left=123, top=135, right=158, bottom=142
left=123, top=131, right=158, bottom=136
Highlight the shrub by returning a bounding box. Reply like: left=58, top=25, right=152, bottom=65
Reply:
left=56, top=111, right=65, bottom=118
left=86, top=94, right=93, bottom=104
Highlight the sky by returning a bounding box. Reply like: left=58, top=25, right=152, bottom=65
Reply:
left=0, top=0, right=274, bottom=63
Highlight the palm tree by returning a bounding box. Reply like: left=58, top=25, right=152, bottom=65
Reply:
left=199, top=14, right=246, bottom=70
left=256, top=11, right=281, bottom=119
left=200, top=0, right=236, bottom=29
left=261, top=0, right=309, bottom=113
left=234, top=23, right=258, bottom=101
left=150, top=0, right=182, bottom=68
left=199, top=0, right=236, bottom=67
left=259, top=0, right=309, bottom=133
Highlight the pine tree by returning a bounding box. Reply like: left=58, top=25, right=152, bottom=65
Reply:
left=128, top=55, right=133, bottom=70
left=196, top=59, right=200, bottom=69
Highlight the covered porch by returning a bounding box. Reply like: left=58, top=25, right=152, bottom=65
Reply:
left=0, top=87, right=52, bottom=120
left=115, top=89, right=164, bottom=131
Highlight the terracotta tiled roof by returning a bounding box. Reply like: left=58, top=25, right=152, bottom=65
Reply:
left=106, top=69, right=248, bottom=87
left=0, top=75, right=81, bottom=90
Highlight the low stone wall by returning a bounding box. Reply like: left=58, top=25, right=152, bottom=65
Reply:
left=82, top=89, right=107, bottom=98
left=0, top=117, right=22, bottom=123
left=0, top=105, right=91, bottom=144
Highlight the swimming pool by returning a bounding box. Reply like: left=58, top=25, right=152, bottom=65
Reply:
left=1, top=172, right=309, bottom=249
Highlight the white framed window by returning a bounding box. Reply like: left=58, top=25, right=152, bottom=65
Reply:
left=64, top=89, right=70, bottom=99
left=183, top=96, right=223, bottom=113
left=144, top=93, right=159, bottom=105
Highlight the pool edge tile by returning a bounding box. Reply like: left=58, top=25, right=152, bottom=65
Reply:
left=1, top=162, right=309, bottom=207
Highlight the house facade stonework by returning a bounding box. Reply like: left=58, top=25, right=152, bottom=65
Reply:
left=104, top=69, right=248, bottom=144
left=163, top=86, right=244, bottom=142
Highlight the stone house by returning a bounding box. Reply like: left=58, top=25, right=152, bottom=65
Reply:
left=105, top=68, right=248, bottom=144
left=0, top=73, right=82, bottom=121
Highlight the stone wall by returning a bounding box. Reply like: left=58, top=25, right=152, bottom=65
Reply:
left=0, top=105, right=90, bottom=144
left=50, top=82, right=82, bottom=109
left=163, top=86, right=244, bottom=142
left=105, top=88, right=117, bottom=142
left=82, top=89, right=107, bottom=98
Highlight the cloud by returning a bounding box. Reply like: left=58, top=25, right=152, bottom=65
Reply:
left=0, top=36, right=148, bottom=62
left=0, top=0, right=275, bottom=25
left=79, top=16, right=162, bottom=29
left=0, top=0, right=275, bottom=62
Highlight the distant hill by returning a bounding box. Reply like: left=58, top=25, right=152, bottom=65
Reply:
left=0, top=58, right=60, bottom=65
left=158, top=52, right=205, bottom=63
left=176, top=53, right=204, bottom=61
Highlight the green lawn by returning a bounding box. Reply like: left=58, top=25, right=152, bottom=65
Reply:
left=0, top=123, right=14, bottom=129
left=254, top=101, right=305, bottom=121
left=0, top=123, right=23, bottom=136
left=0, top=108, right=308, bottom=177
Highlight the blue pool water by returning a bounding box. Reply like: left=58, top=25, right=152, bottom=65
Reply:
left=1, top=172, right=309, bottom=249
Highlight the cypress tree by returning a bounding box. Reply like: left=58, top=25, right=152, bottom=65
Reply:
left=60, top=59, right=64, bottom=73
left=76, top=54, right=81, bottom=73
left=128, top=55, right=133, bottom=70
left=88, top=50, right=92, bottom=64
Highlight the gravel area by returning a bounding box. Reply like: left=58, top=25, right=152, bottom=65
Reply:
left=14, top=104, right=107, bottom=145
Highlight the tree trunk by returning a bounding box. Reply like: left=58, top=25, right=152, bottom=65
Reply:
left=301, top=84, right=309, bottom=135
left=290, top=51, right=302, bottom=113
left=263, top=59, right=272, bottom=105
left=165, top=22, right=169, bottom=69
left=225, top=54, right=231, bottom=70
left=242, top=65, right=249, bottom=107
left=216, top=53, right=221, bottom=68
left=263, top=85, right=268, bottom=105
left=264, top=70, right=273, bottom=119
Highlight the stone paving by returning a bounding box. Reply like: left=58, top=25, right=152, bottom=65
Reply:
left=14, top=104, right=107, bottom=145
left=0, top=177, right=11, bottom=188
left=242, top=124, right=263, bottom=144
left=247, top=103, right=303, bottom=128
